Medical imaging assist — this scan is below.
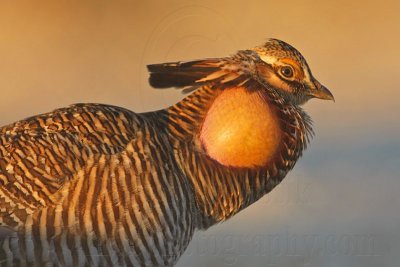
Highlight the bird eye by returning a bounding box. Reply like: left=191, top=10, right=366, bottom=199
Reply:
left=280, top=66, right=294, bottom=78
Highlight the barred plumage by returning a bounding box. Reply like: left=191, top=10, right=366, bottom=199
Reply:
left=0, top=104, right=196, bottom=266
left=0, top=39, right=333, bottom=266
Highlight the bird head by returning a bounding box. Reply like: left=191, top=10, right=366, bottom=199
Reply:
left=252, top=38, right=334, bottom=105
left=147, top=38, right=334, bottom=106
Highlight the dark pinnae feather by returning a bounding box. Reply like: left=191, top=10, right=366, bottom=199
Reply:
left=147, top=60, right=220, bottom=89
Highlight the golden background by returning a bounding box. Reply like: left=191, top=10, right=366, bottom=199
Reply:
left=0, top=1, right=399, bottom=266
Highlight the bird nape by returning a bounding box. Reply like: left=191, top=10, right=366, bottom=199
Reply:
left=0, top=38, right=333, bottom=266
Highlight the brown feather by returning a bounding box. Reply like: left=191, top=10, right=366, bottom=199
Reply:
left=147, top=59, right=221, bottom=89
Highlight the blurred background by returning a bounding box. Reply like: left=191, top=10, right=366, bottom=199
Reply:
left=0, top=0, right=399, bottom=266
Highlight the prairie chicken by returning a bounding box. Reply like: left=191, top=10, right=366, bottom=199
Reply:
left=0, top=39, right=333, bottom=266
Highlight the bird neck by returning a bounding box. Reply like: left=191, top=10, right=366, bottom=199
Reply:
left=161, top=84, right=311, bottom=228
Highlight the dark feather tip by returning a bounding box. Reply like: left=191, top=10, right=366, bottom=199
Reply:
left=147, top=60, right=220, bottom=89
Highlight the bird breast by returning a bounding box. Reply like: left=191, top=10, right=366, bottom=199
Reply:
left=199, top=87, right=283, bottom=168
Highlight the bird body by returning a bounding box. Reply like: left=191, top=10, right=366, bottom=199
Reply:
left=0, top=39, right=333, bottom=266
left=0, top=104, right=196, bottom=266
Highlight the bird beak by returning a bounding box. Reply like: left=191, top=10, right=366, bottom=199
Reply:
left=309, top=79, right=335, bottom=102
